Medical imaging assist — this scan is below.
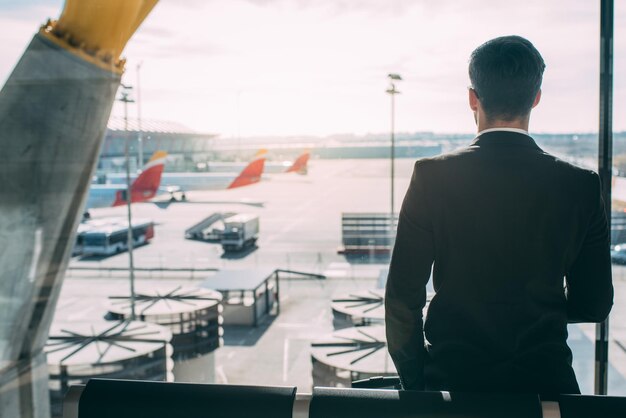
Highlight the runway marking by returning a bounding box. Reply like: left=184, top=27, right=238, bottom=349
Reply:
left=216, top=365, right=228, bottom=384
left=276, top=323, right=316, bottom=329
left=67, top=308, right=96, bottom=322
left=263, top=176, right=346, bottom=245
left=316, top=308, right=326, bottom=323
left=283, top=339, right=289, bottom=381
left=323, top=269, right=348, bottom=278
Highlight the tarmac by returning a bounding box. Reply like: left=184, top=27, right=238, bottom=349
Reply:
left=57, top=158, right=626, bottom=394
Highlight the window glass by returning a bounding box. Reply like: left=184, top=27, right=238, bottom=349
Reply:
left=0, top=1, right=624, bottom=416
left=609, top=0, right=626, bottom=396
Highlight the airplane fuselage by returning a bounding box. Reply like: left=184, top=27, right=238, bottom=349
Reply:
left=106, top=172, right=241, bottom=192
left=205, top=161, right=292, bottom=174
left=84, top=185, right=124, bottom=209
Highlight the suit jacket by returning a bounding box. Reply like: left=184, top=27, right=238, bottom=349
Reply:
left=385, top=130, right=613, bottom=395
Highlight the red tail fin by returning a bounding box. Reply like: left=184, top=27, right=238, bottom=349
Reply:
left=286, top=151, right=310, bottom=174
left=228, top=150, right=266, bottom=189
left=113, top=151, right=167, bottom=206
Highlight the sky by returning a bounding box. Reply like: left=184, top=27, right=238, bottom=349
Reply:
left=1, top=0, right=625, bottom=137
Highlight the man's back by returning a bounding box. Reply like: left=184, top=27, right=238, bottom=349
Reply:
left=385, top=130, right=613, bottom=395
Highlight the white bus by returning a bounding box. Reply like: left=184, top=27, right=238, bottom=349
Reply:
left=81, top=218, right=155, bottom=256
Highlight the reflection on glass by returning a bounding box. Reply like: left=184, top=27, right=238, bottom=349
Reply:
left=1, top=1, right=625, bottom=417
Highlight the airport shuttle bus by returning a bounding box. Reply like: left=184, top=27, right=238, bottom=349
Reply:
left=81, top=218, right=155, bottom=256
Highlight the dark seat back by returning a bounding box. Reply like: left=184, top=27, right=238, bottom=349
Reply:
left=78, top=379, right=296, bottom=418
left=559, top=394, right=626, bottom=418
left=309, top=387, right=542, bottom=418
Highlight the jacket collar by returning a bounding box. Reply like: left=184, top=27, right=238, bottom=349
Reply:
left=470, top=130, right=542, bottom=151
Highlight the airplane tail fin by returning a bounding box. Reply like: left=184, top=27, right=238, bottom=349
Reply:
left=113, top=151, right=167, bottom=206
left=286, top=150, right=310, bottom=174
left=227, top=149, right=267, bottom=189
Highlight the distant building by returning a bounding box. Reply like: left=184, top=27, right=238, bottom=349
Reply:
left=98, top=117, right=218, bottom=172
left=99, top=118, right=446, bottom=174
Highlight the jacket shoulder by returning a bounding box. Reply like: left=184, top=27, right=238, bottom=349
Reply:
left=540, top=152, right=601, bottom=187
left=412, top=147, right=475, bottom=171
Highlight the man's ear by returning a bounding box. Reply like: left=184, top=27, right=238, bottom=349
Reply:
left=532, top=89, right=542, bottom=108
left=469, top=88, right=479, bottom=112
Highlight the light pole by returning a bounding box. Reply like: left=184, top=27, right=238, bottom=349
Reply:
left=118, top=83, right=137, bottom=320
left=136, top=61, right=144, bottom=167
left=386, top=73, right=402, bottom=241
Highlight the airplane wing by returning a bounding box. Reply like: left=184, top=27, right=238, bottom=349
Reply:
left=150, top=196, right=265, bottom=208
left=160, top=185, right=181, bottom=194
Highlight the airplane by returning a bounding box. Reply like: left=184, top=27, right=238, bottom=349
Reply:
left=283, top=150, right=310, bottom=175
left=204, top=150, right=310, bottom=175
left=84, top=151, right=167, bottom=210
left=105, top=149, right=267, bottom=194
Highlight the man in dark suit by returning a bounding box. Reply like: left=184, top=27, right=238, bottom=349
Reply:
left=385, top=35, right=613, bottom=395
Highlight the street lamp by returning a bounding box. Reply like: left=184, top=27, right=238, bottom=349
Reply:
left=117, top=83, right=137, bottom=320
left=136, top=61, right=144, bottom=167
left=386, top=73, right=402, bottom=242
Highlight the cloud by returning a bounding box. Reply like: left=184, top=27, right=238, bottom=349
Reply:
left=0, top=0, right=59, bottom=12
left=2, top=0, right=626, bottom=135
left=167, top=0, right=422, bottom=19
left=117, top=0, right=621, bottom=135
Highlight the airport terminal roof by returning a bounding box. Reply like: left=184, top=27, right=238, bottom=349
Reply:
left=107, top=116, right=215, bottom=136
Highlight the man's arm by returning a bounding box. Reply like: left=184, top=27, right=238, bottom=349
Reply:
left=385, top=162, right=435, bottom=390
left=566, top=172, right=613, bottom=323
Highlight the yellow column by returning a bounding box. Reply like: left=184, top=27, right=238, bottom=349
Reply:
left=40, top=0, right=159, bottom=73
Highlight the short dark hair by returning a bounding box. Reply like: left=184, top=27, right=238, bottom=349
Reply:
left=469, top=35, right=545, bottom=121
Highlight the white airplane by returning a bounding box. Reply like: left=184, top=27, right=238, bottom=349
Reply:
left=205, top=150, right=310, bottom=175
left=105, top=149, right=267, bottom=194
left=85, top=151, right=167, bottom=210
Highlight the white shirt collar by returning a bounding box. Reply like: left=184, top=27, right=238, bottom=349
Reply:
left=477, top=127, right=530, bottom=137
